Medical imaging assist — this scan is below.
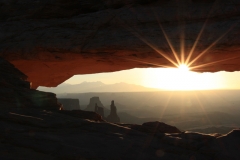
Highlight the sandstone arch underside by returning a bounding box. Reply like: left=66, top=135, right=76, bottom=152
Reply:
left=0, top=0, right=240, bottom=88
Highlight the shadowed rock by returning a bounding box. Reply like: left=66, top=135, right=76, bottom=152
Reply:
left=205, top=129, right=240, bottom=160
left=130, top=121, right=181, bottom=134
left=0, top=57, right=60, bottom=110
left=3, top=106, right=238, bottom=159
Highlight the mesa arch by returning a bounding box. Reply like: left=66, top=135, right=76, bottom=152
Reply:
left=0, top=0, right=239, bottom=88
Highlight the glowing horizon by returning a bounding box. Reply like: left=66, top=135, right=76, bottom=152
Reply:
left=61, top=68, right=240, bottom=91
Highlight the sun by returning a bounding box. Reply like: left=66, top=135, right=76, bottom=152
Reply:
left=178, top=64, right=189, bottom=72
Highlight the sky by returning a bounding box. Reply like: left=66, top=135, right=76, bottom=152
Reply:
left=63, top=67, right=240, bottom=90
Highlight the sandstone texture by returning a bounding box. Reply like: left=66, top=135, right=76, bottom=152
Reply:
left=0, top=57, right=60, bottom=110
left=0, top=0, right=239, bottom=87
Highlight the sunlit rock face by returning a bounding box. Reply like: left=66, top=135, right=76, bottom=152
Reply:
left=0, top=0, right=240, bottom=88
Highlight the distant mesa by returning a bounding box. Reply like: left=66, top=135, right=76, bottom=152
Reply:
left=85, top=97, right=105, bottom=111
left=95, top=103, right=104, bottom=117
left=106, top=100, right=120, bottom=123
left=37, top=81, right=160, bottom=93
left=86, top=97, right=120, bottom=123
left=58, top=98, right=80, bottom=110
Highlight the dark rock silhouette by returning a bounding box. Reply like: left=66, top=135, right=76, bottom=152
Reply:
left=58, top=98, right=80, bottom=110
left=106, top=100, right=120, bottom=123
left=56, top=110, right=104, bottom=122
left=1, top=1, right=239, bottom=88
left=208, top=129, right=240, bottom=160
left=1, top=106, right=240, bottom=159
left=85, top=97, right=105, bottom=111
left=0, top=58, right=240, bottom=159
left=0, top=58, right=60, bottom=110
left=94, top=103, right=104, bottom=118
left=123, top=121, right=181, bottom=134
left=190, top=126, right=238, bottom=134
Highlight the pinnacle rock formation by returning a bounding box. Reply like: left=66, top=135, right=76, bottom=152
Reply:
left=58, top=98, right=81, bottom=110
left=0, top=0, right=239, bottom=88
left=106, top=100, right=120, bottom=123
left=0, top=57, right=60, bottom=110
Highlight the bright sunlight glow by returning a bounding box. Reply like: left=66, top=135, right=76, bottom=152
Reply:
left=142, top=68, right=223, bottom=90
left=178, top=64, right=189, bottom=72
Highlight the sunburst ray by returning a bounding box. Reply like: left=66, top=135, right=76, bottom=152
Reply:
left=193, top=92, right=212, bottom=125
left=120, top=20, right=179, bottom=67
left=122, top=57, right=174, bottom=68
left=190, top=56, right=240, bottom=70
left=153, top=9, right=181, bottom=65
left=157, top=21, right=181, bottom=65
left=188, top=26, right=235, bottom=67
left=185, top=20, right=208, bottom=65
left=185, top=0, right=218, bottom=65
left=159, top=92, right=173, bottom=121
left=180, top=31, right=185, bottom=64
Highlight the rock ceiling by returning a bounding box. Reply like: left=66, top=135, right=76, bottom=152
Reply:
left=0, top=0, right=239, bottom=88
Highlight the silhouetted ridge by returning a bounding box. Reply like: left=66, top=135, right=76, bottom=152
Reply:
left=127, top=121, right=181, bottom=134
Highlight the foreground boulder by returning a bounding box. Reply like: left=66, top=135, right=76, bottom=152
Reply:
left=1, top=106, right=239, bottom=160
left=204, top=129, right=240, bottom=160
left=129, top=121, right=181, bottom=134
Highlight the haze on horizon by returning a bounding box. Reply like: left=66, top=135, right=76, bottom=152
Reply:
left=47, top=67, right=240, bottom=91
left=37, top=67, right=240, bottom=134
